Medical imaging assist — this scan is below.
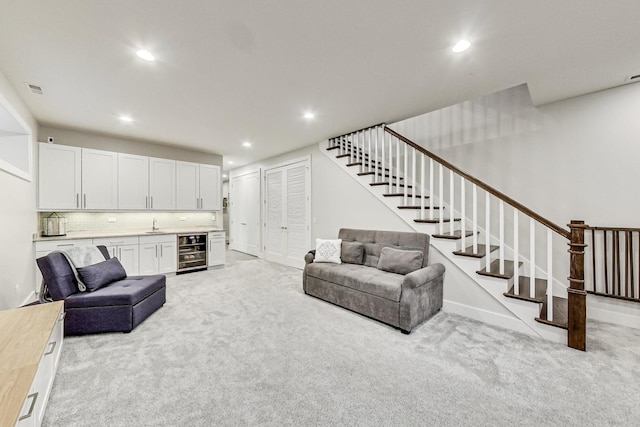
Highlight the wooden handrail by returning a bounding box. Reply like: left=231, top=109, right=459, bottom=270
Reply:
left=383, top=126, right=571, bottom=240
left=586, top=225, right=640, bottom=232
left=330, top=123, right=386, bottom=141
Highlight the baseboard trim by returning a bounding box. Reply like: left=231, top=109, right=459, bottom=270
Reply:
left=442, top=299, right=536, bottom=337
left=587, top=294, right=640, bottom=330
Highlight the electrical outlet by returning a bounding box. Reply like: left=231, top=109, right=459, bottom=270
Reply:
left=108, top=218, right=117, bottom=222
left=180, top=217, right=186, bottom=221
left=211, top=214, right=216, bottom=221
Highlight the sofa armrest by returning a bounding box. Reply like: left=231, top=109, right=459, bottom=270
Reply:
left=402, top=263, right=445, bottom=290
left=304, top=250, right=316, bottom=265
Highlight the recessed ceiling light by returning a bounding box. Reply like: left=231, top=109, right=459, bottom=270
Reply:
left=452, top=40, right=471, bottom=53
left=222, top=174, right=228, bottom=178
left=136, top=49, right=156, bottom=61
left=304, top=112, right=315, bottom=119
left=228, top=161, right=234, bottom=165
left=242, top=141, right=252, bottom=148
left=119, top=116, right=134, bottom=122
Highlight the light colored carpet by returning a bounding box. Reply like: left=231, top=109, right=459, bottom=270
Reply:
left=43, top=250, right=640, bottom=426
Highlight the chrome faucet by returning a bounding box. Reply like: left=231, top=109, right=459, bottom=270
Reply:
left=152, top=218, right=159, bottom=231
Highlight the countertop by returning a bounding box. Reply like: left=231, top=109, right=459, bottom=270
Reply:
left=33, top=227, right=225, bottom=242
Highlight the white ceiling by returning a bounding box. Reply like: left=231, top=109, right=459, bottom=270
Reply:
left=1, top=1, right=639, bottom=170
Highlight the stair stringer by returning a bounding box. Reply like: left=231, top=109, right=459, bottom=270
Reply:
left=320, top=141, right=566, bottom=344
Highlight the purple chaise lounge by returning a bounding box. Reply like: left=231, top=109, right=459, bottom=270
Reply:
left=36, top=245, right=166, bottom=335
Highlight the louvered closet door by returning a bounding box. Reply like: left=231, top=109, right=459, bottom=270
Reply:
left=264, top=159, right=310, bottom=269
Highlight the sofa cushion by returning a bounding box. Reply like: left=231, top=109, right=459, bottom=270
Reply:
left=339, top=228, right=430, bottom=267
left=314, top=238, right=342, bottom=264
left=77, top=257, right=127, bottom=292
left=341, top=241, right=364, bottom=264
left=64, top=275, right=166, bottom=308
left=305, top=263, right=403, bottom=301
left=377, top=247, right=424, bottom=275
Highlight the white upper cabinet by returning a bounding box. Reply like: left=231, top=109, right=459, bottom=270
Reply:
left=117, top=153, right=149, bottom=210
left=38, top=143, right=82, bottom=210
left=176, top=161, right=221, bottom=211
left=149, top=157, right=176, bottom=210
left=199, top=164, right=221, bottom=211
left=81, top=148, right=118, bottom=209
left=38, top=143, right=220, bottom=212
left=176, top=161, right=200, bottom=210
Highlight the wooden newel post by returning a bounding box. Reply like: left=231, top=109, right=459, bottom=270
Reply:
left=567, top=220, right=587, bottom=351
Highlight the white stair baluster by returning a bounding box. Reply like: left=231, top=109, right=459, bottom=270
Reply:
left=396, top=136, right=401, bottom=194
left=460, top=176, right=466, bottom=252
left=365, top=128, right=373, bottom=172
left=499, top=200, right=505, bottom=275
left=411, top=147, right=416, bottom=206
left=530, top=218, right=536, bottom=299
left=373, top=128, right=384, bottom=182
left=449, top=170, right=454, bottom=236
left=439, top=164, right=444, bottom=234
left=485, top=192, right=491, bottom=271
left=429, top=158, right=434, bottom=220
left=388, top=132, right=393, bottom=193
left=379, top=128, right=384, bottom=185
left=403, top=143, right=408, bottom=205
left=472, top=184, right=478, bottom=253
left=420, top=153, right=425, bottom=217
left=547, top=228, right=553, bottom=320
left=514, top=209, right=520, bottom=294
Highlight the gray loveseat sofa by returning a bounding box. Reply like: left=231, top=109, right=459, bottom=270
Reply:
left=303, top=228, right=445, bottom=333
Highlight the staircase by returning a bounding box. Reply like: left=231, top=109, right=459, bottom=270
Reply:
left=322, top=124, right=587, bottom=349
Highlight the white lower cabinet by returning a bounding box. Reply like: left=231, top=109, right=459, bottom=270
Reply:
left=92, top=236, right=139, bottom=276
left=208, top=231, right=225, bottom=267
left=10, top=302, right=64, bottom=427
left=139, top=234, right=177, bottom=275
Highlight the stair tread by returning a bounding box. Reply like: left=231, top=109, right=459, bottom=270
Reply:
left=346, top=162, right=363, bottom=167
left=383, top=193, right=429, bottom=198
left=476, top=259, right=523, bottom=279
left=398, top=205, right=441, bottom=210
left=433, top=230, right=474, bottom=240
left=536, top=296, right=568, bottom=329
left=453, top=244, right=498, bottom=258
left=327, top=145, right=341, bottom=151
left=414, top=218, right=460, bottom=223
left=371, top=182, right=412, bottom=188
left=336, top=153, right=351, bottom=159
left=504, top=276, right=547, bottom=303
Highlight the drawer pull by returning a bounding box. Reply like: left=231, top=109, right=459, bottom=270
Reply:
left=44, top=341, right=57, bottom=356
left=56, top=243, right=74, bottom=247
left=19, top=392, right=38, bottom=421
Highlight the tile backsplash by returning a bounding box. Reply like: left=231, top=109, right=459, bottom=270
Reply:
left=39, top=211, right=220, bottom=234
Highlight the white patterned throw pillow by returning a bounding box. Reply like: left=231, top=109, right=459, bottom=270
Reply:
left=314, top=238, right=342, bottom=264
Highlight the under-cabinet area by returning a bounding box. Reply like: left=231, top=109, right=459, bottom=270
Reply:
left=34, top=230, right=226, bottom=289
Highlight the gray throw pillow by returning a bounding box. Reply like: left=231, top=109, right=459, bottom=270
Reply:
left=77, top=257, right=127, bottom=292
left=341, top=241, right=364, bottom=264
left=377, top=247, right=424, bottom=275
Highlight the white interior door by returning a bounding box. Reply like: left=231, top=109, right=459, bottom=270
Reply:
left=230, top=170, right=260, bottom=256
left=264, top=158, right=310, bottom=269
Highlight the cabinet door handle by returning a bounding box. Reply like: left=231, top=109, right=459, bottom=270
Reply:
left=155, top=245, right=158, bottom=258
left=57, top=243, right=74, bottom=247
left=151, top=196, right=153, bottom=209
left=119, top=248, right=122, bottom=259
left=76, top=193, right=80, bottom=208
left=19, top=392, right=38, bottom=421
left=146, top=196, right=148, bottom=209
left=160, top=245, right=163, bottom=257
left=83, top=194, right=87, bottom=208
left=44, top=341, right=57, bottom=356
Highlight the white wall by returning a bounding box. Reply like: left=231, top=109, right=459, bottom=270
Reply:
left=0, top=71, right=39, bottom=309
